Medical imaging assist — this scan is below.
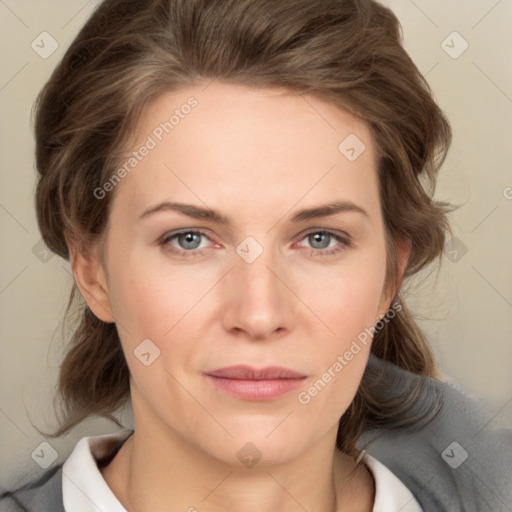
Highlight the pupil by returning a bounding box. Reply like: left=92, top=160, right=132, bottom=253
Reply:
left=311, top=232, right=329, bottom=249
left=182, top=232, right=199, bottom=249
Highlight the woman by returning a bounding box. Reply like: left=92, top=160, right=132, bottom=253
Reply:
left=2, top=0, right=511, bottom=511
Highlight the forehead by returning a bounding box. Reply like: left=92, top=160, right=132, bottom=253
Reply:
left=134, top=81, right=373, bottom=156
left=110, top=82, right=380, bottom=223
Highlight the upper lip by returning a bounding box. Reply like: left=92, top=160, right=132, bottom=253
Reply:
left=205, top=365, right=307, bottom=380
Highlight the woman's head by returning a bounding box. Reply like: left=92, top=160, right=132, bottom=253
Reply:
left=34, top=0, right=452, bottom=459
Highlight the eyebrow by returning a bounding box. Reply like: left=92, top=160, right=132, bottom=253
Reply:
left=139, top=200, right=370, bottom=225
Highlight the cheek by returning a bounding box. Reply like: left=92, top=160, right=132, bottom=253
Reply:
left=104, top=263, right=201, bottom=396
left=105, top=244, right=209, bottom=336
left=298, top=252, right=387, bottom=338
left=294, top=276, right=382, bottom=427
left=294, top=249, right=386, bottom=403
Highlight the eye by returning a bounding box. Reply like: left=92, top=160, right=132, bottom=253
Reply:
left=160, top=230, right=215, bottom=257
left=159, top=228, right=352, bottom=259
left=296, top=229, right=352, bottom=257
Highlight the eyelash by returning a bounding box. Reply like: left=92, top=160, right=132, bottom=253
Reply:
left=159, top=228, right=353, bottom=259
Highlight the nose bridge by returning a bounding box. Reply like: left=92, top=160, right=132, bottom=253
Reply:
left=236, top=235, right=282, bottom=303
left=222, top=234, right=293, bottom=339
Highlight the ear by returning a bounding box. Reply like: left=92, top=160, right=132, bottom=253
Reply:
left=67, top=238, right=115, bottom=323
left=376, top=238, right=411, bottom=320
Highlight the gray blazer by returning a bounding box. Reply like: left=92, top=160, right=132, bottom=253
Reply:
left=2, top=357, right=511, bottom=512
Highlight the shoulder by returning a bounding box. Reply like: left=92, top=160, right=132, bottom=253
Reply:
left=357, top=357, right=512, bottom=511
left=363, top=453, right=422, bottom=512
left=0, top=430, right=132, bottom=512
left=0, top=463, right=65, bottom=512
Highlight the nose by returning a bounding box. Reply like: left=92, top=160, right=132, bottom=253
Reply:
left=220, top=242, right=297, bottom=342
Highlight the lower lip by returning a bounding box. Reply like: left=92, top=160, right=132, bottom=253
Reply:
left=204, top=375, right=306, bottom=400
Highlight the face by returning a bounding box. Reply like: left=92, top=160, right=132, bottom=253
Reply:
left=76, top=82, right=402, bottom=467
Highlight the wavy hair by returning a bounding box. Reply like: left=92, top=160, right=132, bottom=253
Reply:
left=33, top=0, right=454, bottom=458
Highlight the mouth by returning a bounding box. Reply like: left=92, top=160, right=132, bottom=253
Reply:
left=203, top=365, right=307, bottom=401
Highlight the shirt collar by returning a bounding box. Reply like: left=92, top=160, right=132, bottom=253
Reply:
left=62, top=430, right=132, bottom=512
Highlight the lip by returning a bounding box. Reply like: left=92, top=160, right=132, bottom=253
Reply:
left=204, top=365, right=307, bottom=401
left=205, top=365, right=307, bottom=380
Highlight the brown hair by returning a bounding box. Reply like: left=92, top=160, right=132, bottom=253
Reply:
left=33, top=0, right=454, bottom=458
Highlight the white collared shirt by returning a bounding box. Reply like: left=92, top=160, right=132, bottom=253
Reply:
left=62, top=430, right=422, bottom=512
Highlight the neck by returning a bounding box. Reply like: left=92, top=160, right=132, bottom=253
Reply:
left=100, top=408, right=374, bottom=512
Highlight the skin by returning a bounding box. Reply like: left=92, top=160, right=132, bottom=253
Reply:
left=70, top=81, right=409, bottom=512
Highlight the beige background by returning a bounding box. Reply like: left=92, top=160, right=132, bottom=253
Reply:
left=1, top=0, right=511, bottom=487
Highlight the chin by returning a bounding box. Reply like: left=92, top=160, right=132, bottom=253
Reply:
left=196, top=426, right=312, bottom=469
